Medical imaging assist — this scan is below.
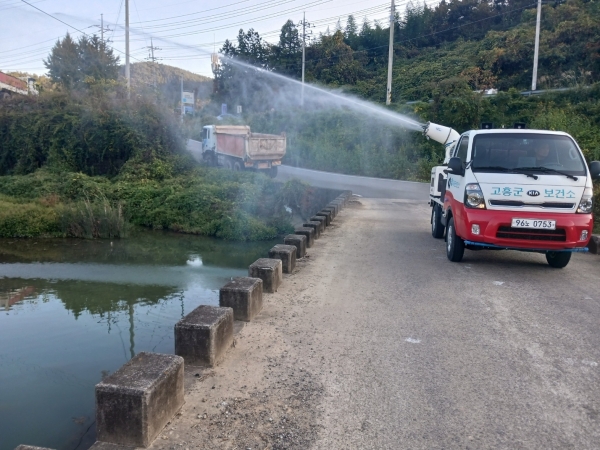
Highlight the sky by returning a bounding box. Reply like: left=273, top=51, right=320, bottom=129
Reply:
left=0, top=0, right=397, bottom=78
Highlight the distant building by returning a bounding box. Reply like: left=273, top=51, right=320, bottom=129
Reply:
left=0, top=71, right=39, bottom=99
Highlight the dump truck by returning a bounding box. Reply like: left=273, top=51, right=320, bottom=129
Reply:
left=0, top=71, right=38, bottom=99
left=424, top=122, right=600, bottom=268
left=188, top=125, right=286, bottom=178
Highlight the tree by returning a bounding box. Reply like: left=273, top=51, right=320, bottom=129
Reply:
left=78, top=35, right=120, bottom=83
left=345, top=15, right=358, bottom=44
left=44, top=34, right=120, bottom=89
left=271, top=20, right=302, bottom=76
left=44, top=33, right=80, bottom=89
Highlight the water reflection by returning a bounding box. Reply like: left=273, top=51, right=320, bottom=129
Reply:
left=0, top=286, right=35, bottom=311
left=0, top=232, right=275, bottom=450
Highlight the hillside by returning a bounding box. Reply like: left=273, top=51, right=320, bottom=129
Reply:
left=125, top=62, right=213, bottom=109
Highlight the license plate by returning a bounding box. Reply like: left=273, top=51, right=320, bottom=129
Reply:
left=511, top=218, right=556, bottom=230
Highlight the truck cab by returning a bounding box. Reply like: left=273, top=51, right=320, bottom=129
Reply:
left=429, top=126, right=600, bottom=268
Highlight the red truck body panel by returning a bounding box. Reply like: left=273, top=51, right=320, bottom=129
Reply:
left=444, top=193, right=592, bottom=250
left=0, top=72, right=27, bottom=91
left=216, top=134, right=245, bottom=158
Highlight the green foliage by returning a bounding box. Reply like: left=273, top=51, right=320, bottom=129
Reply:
left=0, top=167, right=328, bottom=241
left=44, top=33, right=120, bottom=90
left=0, top=91, right=183, bottom=176
left=0, top=197, right=60, bottom=237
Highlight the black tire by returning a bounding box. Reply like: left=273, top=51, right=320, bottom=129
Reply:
left=232, top=161, right=243, bottom=172
left=431, top=204, right=445, bottom=239
left=446, top=217, right=465, bottom=262
left=546, top=251, right=571, bottom=268
left=222, top=158, right=232, bottom=170
left=268, top=166, right=278, bottom=178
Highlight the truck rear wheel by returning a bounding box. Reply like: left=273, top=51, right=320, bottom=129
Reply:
left=268, top=166, right=278, bottom=178
left=446, top=217, right=465, bottom=262
left=546, top=251, right=571, bottom=268
left=232, top=161, right=243, bottom=172
left=431, top=204, right=445, bottom=239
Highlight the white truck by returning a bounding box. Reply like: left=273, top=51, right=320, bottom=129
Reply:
left=424, top=122, right=600, bottom=268
left=188, top=125, right=286, bottom=178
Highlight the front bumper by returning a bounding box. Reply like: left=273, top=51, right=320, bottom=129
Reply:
left=455, top=207, right=593, bottom=251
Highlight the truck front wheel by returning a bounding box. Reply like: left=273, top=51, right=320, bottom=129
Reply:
left=446, top=217, right=465, bottom=262
left=431, top=204, right=445, bottom=239
left=546, top=251, right=571, bottom=268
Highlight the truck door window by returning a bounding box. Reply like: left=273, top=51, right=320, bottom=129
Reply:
left=456, top=137, right=469, bottom=163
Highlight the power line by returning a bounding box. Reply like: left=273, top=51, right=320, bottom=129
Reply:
left=18, top=0, right=145, bottom=65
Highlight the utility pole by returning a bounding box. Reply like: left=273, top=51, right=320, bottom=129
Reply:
left=181, top=76, right=184, bottom=119
left=301, top=11, right=306, bottom=108
left=96, top=14, right=111, bottom=43
left=531, top=0, right=542, bottom=91
left=125, top=0, right=131, bottom=99
left=146, top=38, right=162, bottom=90
left=386, top=0, right=396, bottom=105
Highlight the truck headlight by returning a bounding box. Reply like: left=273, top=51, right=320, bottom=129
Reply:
left=577, top=187, right=593, bottom=213
left=464, top=183, right=486, bottom=209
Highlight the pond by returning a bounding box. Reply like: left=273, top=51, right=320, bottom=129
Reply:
left=0, top=232, right=276, bottom=450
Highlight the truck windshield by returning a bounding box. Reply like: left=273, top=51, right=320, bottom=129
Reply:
left=471, top=133, right=587, bottom=176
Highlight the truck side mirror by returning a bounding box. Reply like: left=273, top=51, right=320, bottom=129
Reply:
left=447, top=157, right=465, bottom=176
left=589, top=161, right=600, bottom=180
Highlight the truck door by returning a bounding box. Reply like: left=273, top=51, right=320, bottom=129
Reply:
left=445, top=135, right=469, bottom=216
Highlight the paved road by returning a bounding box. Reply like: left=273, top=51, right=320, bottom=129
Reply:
left=308, top=198, right=600, bottom=449
left=277, top=165, right=429, bottom=199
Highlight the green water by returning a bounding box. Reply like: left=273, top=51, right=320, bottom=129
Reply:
left=0, top=232, right=276, bottom=450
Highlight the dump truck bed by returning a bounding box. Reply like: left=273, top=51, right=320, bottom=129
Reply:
left=247, top=133, right=286, bottom=161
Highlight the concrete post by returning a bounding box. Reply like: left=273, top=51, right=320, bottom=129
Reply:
left=219, top=277, right=263, bottom=321
left=175, top=306, right=234, bottom=366
left=269, top=244, right=297, bottom=273
left=95, top=352, right=185, bottom=447
left=294, top=227, right=315, bottom=248
left=284, top=234, right=307, bottom=258
left=309, top=216, right=326, bottom=232
left=303, top=221, right=321, bottom=239
left=249, top=258, right=283, bottom=293
left=315, top=211, right=332, bottom=226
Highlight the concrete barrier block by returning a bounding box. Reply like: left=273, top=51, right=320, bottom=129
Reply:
left=324, top=205, right=337, bottom=218
left=294, top=227, right=315, bottom=248
left=328, top=204, right=340, bottom=215
left=269, top=244, right=297, bottom=274
left=303, top=221, right=321, bottom=239
left=284, top=234, right=307, bottom=259
left=310, top=216, right=327, bottom=232
left=219, top=277, right=263, bottom=322
left=249, top=258, right=283, bottom=293
left=316, top=210, right=332, bottom=225
left=175, top=306, right=234, bottom=366
left=89, top=443, right=136, bottom=450
left=14, top=446, right=55, bottom=450
left=589, top=235, right=600, bottom=254
left=95, top=352, right=184, bottom=448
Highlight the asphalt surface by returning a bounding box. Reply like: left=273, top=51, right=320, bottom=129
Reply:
left=277, top=165, right=429, bottom=199
left=310, top=198, right=600, bottom=449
